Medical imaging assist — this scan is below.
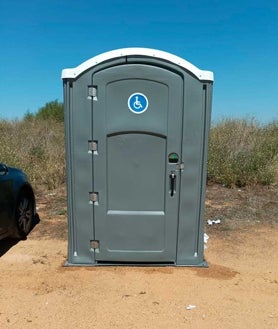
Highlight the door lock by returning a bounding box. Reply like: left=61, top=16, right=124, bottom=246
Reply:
left=168, top=152, right=179, bottom=164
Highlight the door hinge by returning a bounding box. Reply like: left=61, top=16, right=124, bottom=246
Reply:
left=176, top=163, right=185, bottom=171
left=90, top=240, right=100, bottom=250
left=88, top=86, right=98, bottom=101
left=88, top=140, right=98, bottom=153
left=89, top=192, right=99, bottom=204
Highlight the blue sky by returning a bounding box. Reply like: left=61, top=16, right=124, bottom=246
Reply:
left=0, top=0, right=277, bottom=123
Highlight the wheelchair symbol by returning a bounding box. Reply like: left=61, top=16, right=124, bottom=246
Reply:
left=128, top=93, right=148, bottom=114
left=133, top=96, right=143, bottom=110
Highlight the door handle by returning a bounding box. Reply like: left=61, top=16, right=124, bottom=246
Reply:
left=169, top=172, right=176, bottom=197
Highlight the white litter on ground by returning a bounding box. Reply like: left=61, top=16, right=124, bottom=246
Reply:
left=207, top=218, right=221, bottom=225
left=204, top=233, right=209, bottom=249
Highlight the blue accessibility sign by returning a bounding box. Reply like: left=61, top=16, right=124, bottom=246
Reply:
left=128, top=93, right=149, bottom=114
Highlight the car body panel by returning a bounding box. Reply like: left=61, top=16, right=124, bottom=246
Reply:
left=0, top=163, right=36, bottom=239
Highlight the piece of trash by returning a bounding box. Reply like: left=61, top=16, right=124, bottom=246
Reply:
left=204, top=233, right=209, bottom=243
left=186, top=304, right=196, bottom=310
left=207, top=218, right=221, bottom=225
left=204, top=233, right=209, bottom=249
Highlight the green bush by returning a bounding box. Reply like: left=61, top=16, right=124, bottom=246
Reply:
left=24, top=100, right=64, bottom=122
left=208, top=118, right=278, bottom=187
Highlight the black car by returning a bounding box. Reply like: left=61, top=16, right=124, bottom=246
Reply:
left=0, top=163, right=36, bottom=240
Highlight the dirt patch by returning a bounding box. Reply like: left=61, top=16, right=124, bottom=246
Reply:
left=193, top=263, right=239, bottom=280
left=0, top=184, right=277, bottom=328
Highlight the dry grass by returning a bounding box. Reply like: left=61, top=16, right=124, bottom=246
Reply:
left=208, top=118, right=278, bottom=187
left=0, top=117, right=277, bottom=191
left=0, top=119, right=65, bottom=190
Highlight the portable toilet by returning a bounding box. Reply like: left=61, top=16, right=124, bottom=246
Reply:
left=62, top=48, right=213, bottom=266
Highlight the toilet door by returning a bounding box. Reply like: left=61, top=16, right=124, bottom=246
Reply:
left=92, top=64, right=183, bottom=263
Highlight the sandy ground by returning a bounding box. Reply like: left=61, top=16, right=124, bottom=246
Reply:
left=0, top=185, right=277, bottom=329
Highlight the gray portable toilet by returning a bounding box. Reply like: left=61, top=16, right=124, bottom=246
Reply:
left=62, top=48, right=213, bottom=266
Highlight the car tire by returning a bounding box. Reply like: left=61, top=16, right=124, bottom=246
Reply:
left=15, top=189, right=35, bottom=238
